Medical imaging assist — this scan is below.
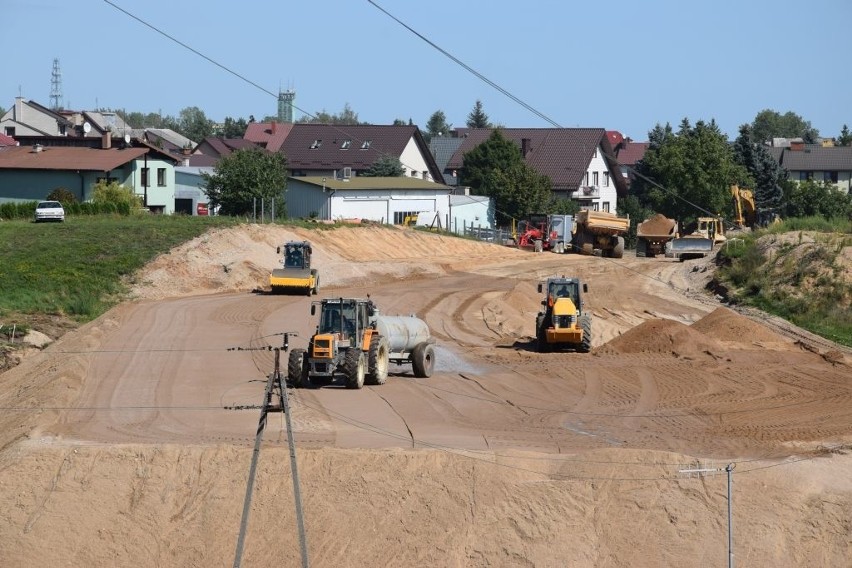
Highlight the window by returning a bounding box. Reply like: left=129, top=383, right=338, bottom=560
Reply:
left=157, top=168, right=166, bottom=186
left=603, top=172, right=609, bottom=186
left=422, top=171, right=429, bottom=179
left=4, top=126, right=15, bottom=136
left=602, top=202, right=610, bottom=212
left=310, top=139, right=322, bottom=149
left=411, top=170, right=418, bottom=177
left=825, top=171, right=838, bottom=183
left=583, top=172, right=589, bottom=186
left=592, top=202, right=600, bottom=211
left=394, top=211, right=420, bottom=225
left=593, top=172, right=599, bottom=186
left=361, top=140, right=371, bottom=149
left=141, top=168, right=150, bottom=187
left=341, top=140, right=351, bottom=149
left=593, top=148, right=598, bottom=158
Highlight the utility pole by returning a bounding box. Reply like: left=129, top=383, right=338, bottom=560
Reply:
left=678, top=462, right=735, bottom=568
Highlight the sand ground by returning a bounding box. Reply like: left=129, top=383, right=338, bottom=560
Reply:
left=1, top=224, right=850, bottom=567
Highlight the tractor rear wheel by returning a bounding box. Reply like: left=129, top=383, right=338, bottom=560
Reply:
left=579, top=316, right=592, bottom=353
left=366, top=335, right=390, bottom=385
left=287, top=348, right=310, bottom=388
left=343, top=349, right=366, bottom=389
left=411, top=343, right=435, bottom=378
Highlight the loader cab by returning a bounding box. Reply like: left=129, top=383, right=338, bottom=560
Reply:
left=538, top=278, right=587, bottom=312
left=314, top=299, right=372, bottom=345
left=277, top=241, right=312, bottom=270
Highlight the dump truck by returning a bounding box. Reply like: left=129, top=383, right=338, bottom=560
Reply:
left=288, top=297, right=435, bottom=389
left=665, top=217, right=726, bottom=261
left=270, top=241, right=319, bottom=295
left=535, top=276, right=591, bottom=353
left=636, top=214, right=678, bottom=257
left=572, top=210, right=629, bottom=258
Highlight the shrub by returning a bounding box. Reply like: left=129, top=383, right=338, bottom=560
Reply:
left=47, top=187, right=78, bottom=204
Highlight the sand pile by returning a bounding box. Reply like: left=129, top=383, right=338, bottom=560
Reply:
left=691, top=306, right=790, bottom=345
left=637, top=213, right=677, bottom=236
left=595, top=318, right=722, bottom=357
left=482, top=280, right=541, bottom=338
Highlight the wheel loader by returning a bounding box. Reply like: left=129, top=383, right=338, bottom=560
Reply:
left=535, top=277, right=591, bottom=353
left=288, top=297, right=435, bottom=389
left=270, top=240, right=319, bottom=295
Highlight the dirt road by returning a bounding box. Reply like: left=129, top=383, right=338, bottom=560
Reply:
left=1, top=225, right=850, bottom=567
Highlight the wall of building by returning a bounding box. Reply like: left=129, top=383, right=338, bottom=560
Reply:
left=175, top=168, right=213, bottom=215
left=399, top=138, right=432, bottom=181
left=585, top=145, right=620, bottom=214
left=128, top=157, right=176, bottom=213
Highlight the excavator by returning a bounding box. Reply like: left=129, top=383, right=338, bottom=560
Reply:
left=730, top=184, right=757, bottom=229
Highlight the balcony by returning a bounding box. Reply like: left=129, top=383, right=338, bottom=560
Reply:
left=570, top=186, right=599, bottom=199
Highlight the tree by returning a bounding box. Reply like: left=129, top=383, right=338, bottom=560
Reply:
left=751, top=109, right=819, bottom=144
left=783, top=179, right=852, bottom=220
left=425, top=110, right=452, bottom=142
left=838, top=124, right=852, bottom=147
left=481, top=162, right=553, bottom=225
left=466, top=100, right=491, bottom=128
left=177, top=106, right=214, bottom=144
left=361, top=156, right=404, bottom=177
left=298, top=103, right=364, bottom=125
left=219, top=116, right=249, bottom=138
left=201, top=148, right=288, bottom=216
left=631, top=118, right=749, bottom=223
left=732, top=124, right=784, bottom=218
left=461, top=129, right=522, bottom=191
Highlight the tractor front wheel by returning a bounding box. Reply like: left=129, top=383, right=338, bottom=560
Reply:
left=288, top=348, right=310, bottom=388
left=344, top=349, right=366, bottom=389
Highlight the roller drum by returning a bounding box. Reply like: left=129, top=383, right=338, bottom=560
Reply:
left=375, top=316, right=431, bottom=352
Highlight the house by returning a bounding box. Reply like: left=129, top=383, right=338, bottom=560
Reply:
left=281, top=124, right=444, bottom=183
left=286, top=176, right=469, bottom=226
left=190, top=136, right=262, bottom=167
left=443, top=128, right=628, bottom=214
left=1, top=98, right=73, bottom=137
left=244, top=121, right=294, bottom=152
left=0, top=136, right=182, bottom=213
left=770, top=141, right=852, bottom=194
left=174, top=166, right=213, bottom=215
left=428, top=135, right=465, bottom=186
left=614, top=140, right=649, bottom=191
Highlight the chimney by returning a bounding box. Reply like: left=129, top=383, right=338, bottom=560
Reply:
left=790, top=139, right=804, bottom=151
left=101, top=132, right=111, bottom=149
left=521, top=138, right=531, bottom=157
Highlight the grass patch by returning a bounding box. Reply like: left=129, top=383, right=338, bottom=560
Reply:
left=0, top=215, right=239, bottom=322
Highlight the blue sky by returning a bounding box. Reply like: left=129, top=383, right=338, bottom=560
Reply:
left=3, top=0, right=849, bottom=141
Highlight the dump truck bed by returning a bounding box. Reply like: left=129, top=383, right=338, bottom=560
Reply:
left=637, top=214, right=677, bottom=239
left=574, top=210, right=630, bottom=234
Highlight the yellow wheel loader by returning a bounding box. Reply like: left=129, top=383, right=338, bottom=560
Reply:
left=270, top=240, right=319, bottom=295
left=535, top=277, right=591, bottom=353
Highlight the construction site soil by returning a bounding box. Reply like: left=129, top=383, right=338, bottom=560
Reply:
left=1, top=224, right=850, bottom=567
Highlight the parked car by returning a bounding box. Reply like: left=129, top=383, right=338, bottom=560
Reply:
left=34, top=200, right=65, bottom=223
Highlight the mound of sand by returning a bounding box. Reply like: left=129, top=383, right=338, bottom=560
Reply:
left=482, top=280, right=541, bottom=338
left=595, top=318, right=723, bottom=357
left=691, top=306, right=790, bottom=345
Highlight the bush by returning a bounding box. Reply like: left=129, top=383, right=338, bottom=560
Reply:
left=92, top=180, right=143, bottom=211
left=47, top=187, right=78, bottom=204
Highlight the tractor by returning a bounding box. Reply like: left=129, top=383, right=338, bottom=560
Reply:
left=535, top=276, right=591, bottom=353
left=288, top=297, right=435, bottom=389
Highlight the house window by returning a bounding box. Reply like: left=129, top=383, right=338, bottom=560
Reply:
left=141, top=167, right=150, bottom=187
left=593, top=172, right=599, bottom=186
left=422, top=171, right=429, bottom=180
left=583, top=172, right=589, bottom=186
left=393, top=211, right=420, bottom=224
left=411, top=170, right=418, bottom=177
left=157, top=168, right=166, bottom=186
left=4, top=126, right=14, bottom=136
left=593, top=148, right=598, bottom=158
left=825, top=171, right=838, bottom=183
left=341, top=140, right=351, bottom=149
left=603, top=172, right=610, bottom=186
left=310, top=139, right=322, bottom=149
left=361, top=140, right=371, bottom=149
left=592, top=202, right=600, bottom=211
left=602, top=202, right=610, bottom=212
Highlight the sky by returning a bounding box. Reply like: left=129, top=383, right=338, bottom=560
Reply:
left=3, top=0, right=850, bottom=142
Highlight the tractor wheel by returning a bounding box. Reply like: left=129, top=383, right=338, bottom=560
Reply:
left=366, top=335, right=390, bottom=385
left=287, top=348, right=310, bottom=388
left=612, top=236, right=625, bottom=259
left=536, top=315, right=551, bottom=353
left=579, top=316, right=592, bottom=353
left=411, top=343, right=435, bottom=378
left=343, top=349, right=366, bottom=389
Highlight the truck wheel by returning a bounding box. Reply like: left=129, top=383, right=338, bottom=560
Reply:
left=612, top=236, right=625, bottom=259
left=288, top=348, right=310, bottom=388
left=366, top=335, right=390, bottom=385
left=411, top=343, right=435, bottom=378
left=343, top=349, right=366, bottom=389
left=579, top=316, right=592, bottom=353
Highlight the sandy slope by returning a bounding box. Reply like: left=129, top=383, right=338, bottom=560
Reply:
left=1, top=224, right=850, bottom=567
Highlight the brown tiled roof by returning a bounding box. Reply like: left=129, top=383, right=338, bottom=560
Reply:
left=777, top=145, right=852, bottom=171
left=281, top=124, right=443, bottom=182
left=445, top=128, right=628, bottom=196
left=244, top=122, right=294, bottom=152
left=0, top=145, right=147, bottom=171
left=197, top=137, right=260, bottom=158
left=615, top=142, right=649, bottom=166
